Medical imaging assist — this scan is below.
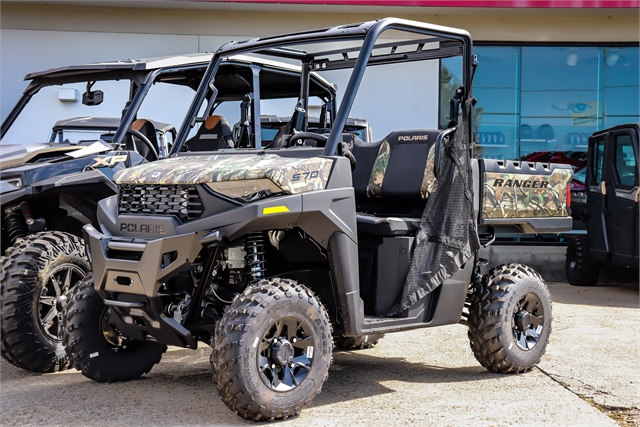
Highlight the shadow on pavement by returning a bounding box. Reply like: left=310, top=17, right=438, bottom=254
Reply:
left=312, top=350, right=495, bottom=408
left=0, top=344, right=497, bottom=426
left=547, top=280, right=638, bottom=309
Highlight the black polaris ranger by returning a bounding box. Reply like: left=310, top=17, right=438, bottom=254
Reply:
left=1, top=53, right=341, bottom=373
left=63, top=18, right=573, bottom=421
left=565, top=123, right=639, bottom=285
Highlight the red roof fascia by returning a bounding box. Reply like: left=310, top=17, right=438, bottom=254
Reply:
left=204, top=0, right=639, bottom=7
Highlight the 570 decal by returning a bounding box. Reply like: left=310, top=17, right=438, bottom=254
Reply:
left=292, top=170, right=320, bottom=181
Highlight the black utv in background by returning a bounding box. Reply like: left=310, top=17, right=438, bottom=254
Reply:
left=565, top=123, right=639, bottom=285
left=0, top=53, right=341, bottom=372
left=62, top=18, right=573, bottom=421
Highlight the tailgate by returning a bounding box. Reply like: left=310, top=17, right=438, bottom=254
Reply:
left=478, top=159, right=573, bottom=233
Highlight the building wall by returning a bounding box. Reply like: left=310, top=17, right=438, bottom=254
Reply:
left=1, top=2, right=638, bottom=141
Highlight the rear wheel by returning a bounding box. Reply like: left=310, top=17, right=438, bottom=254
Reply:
left=212, top=278, right=332, bottom=421
left=1, top=231, right=89, bottom=372
left=334, top=333, right=384, bottom=350
left=62, top=274, right=167, bottom=382
left=467, top=263, right=552, bottom=374
left=565, top=236, right=600, bottom=286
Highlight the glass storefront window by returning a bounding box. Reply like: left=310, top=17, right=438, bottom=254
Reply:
left=604, top=47, right=640, bottom=128
left=440, top=56, right=462, bottom=129
left=472, top=47, right=519, bottom=160
left=521, top=46, right=602, bottom=159
left=441, top=44, right=639, bottom=165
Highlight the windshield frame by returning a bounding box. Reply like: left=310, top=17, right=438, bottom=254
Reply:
left=1, top=63, right=209, bottom=145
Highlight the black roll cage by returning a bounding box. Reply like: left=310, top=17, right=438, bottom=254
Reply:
left=170, top=17, right=474, bottom=157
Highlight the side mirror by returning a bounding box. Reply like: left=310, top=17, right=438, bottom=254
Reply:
left=82, top=81, right=103, bottom=106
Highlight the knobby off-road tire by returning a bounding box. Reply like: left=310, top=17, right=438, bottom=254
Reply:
left=62, top=274, right=167, bottom=382
left=1, top=231, right=89, bottom=372
left=565, top=236, right=600, bottom=286
left=0, top=235, right=46, bottom=369
left=334, top=333, right=384, bottom=350
left=467, top=263, right=552, bottom=374
left=212, top=278, right=333, bottom=421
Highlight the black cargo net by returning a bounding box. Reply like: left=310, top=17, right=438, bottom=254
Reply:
left=388, top=99, right=479, bottom=316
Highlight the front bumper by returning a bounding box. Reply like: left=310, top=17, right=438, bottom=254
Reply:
left=83, top=224, right=208, bottom=348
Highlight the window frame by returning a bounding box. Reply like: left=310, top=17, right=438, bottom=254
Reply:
left=612, top=131, right=639, bottom=189
left=589, top=137, right=606, bottom=185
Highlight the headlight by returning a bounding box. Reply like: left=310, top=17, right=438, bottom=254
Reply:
left=0, top=177, right=23, bottom=194
left=206, top=179, right=283, bottom=202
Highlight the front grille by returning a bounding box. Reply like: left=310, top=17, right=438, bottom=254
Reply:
left=118, top=184, right=204, bottom=223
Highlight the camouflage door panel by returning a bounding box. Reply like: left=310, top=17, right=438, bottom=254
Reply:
left=482, top=168, right=572, bottom=218
left=114, top=154, right=334, bottom=194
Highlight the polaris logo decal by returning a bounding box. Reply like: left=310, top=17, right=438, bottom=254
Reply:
left=200, top=134, right=218, bottom=140
left=398, top=135, right=429, bottom=141
left=493, top=178, right=549, bottom=189
left=120, top=223, right=166, bottom=234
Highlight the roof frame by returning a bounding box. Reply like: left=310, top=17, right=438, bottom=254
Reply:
left=172, top=17, right=474, bottom=155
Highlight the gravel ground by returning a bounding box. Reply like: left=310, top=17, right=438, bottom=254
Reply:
left=1, top=281, right=637, bottom=427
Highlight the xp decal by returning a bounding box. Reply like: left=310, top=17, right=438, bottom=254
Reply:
left=90, top=154, right=128, bottom=168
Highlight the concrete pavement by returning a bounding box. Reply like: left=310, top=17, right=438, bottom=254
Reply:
left=0, top=281, right=637, bottom=426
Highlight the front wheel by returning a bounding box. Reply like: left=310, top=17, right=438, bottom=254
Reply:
left=211, top=278, right=333, bottom=421
left=62, top=274, right=167, bottom=382
left=467, top=263, right=552, bottom=374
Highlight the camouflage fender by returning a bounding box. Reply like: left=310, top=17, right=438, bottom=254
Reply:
left=113, top=154, right=334, bottom=195
left=481, top=168, right=572, bottom=219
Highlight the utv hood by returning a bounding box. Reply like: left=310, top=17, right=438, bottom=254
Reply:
left=0, top=143, right=82, bottom=170
left=113, top=154, right=334, bottom=194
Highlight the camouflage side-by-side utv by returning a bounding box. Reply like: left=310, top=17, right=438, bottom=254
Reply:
left=0, top=53, right=341, bottom=372
left=62, top=18, right=572, bottom=421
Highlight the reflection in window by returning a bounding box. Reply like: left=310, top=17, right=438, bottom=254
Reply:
left=521, top=46, right=601, bottom=158
left=440, top=56, right=462, bottom=130
left=458, top=44, right=639, bottom=166
left=614, top=134, right=637, bottom=187
left=591, top=139, right=605, bottom=183
left=604, top=47, right=640, bottom=128
left=473, top=47, right=519, bottom=161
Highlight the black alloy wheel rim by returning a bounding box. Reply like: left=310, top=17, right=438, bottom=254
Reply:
left=512, top=292, right=545, bottom=351
left=39, top=264, right=86, bottom=341
left=258, top=316, right=315, bottom=391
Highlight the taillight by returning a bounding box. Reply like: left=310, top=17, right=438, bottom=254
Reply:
left=567, top=186, right=571, bottom=207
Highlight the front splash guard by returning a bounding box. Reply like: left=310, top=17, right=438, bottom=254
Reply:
left=83, top=224, right=206, bottom=348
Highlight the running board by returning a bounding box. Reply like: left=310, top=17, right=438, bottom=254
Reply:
left=359, top=280, right=469, bottom=334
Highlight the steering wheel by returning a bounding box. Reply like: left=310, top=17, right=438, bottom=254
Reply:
left=124, top=128, right=159, bottom=161
left=287, top=132, right=329, bottom=148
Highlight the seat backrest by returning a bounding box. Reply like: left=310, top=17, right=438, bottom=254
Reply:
left=351, top=129, right=441, bottom=216
left=367, top=129, right=439, bottom=199
left=131, top=119, right=160, bottom=160
left=186, top=115, right=233, bottom=152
